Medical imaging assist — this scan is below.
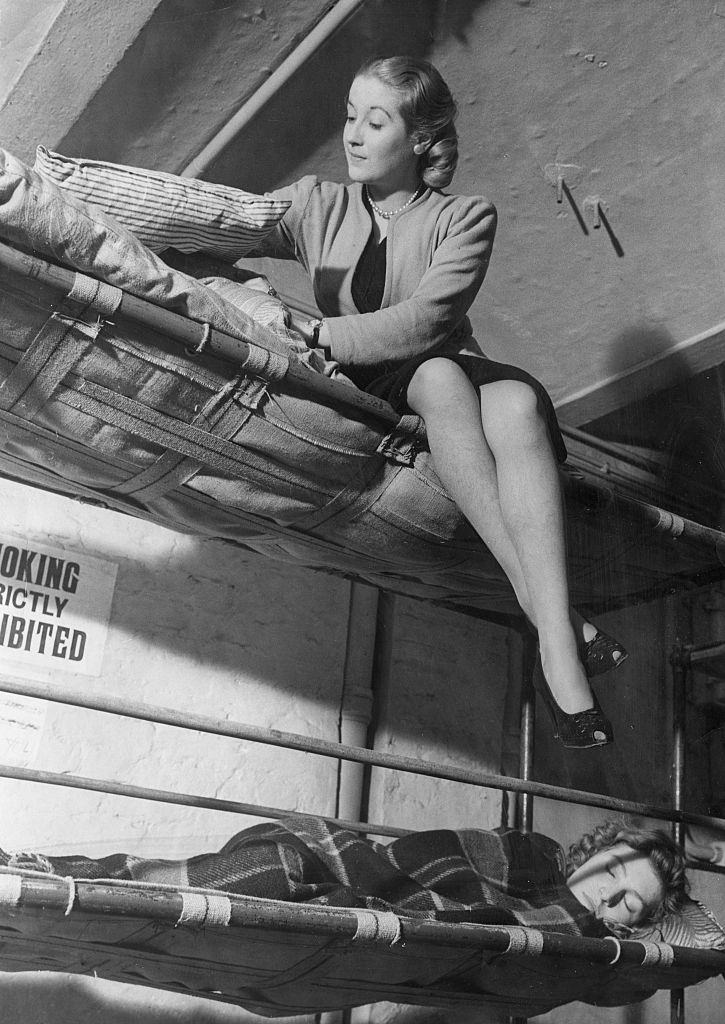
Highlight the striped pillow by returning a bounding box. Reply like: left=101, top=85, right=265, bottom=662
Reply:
left=635, top=896, right=725, bottom=949
left=34, top=146, right=290, bottom=260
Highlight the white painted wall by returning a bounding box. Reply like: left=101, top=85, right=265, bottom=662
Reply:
left=0, top=0, right=65, bottom=103
left=0, top=474, right=506, bottom=857
left=0, top=473, right=508, bottom=1023
left=0, top=473, right=347, bottom=857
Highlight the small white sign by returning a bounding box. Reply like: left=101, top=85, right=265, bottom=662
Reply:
left=0, top=692, right=46, bottom=767
left=0, top=536, right=117, bottom=677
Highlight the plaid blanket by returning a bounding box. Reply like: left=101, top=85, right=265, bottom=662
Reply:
left=5, top=817, right=604, bottom=939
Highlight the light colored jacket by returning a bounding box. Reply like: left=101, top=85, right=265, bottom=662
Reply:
left=254, top=176, right=497, bottom=370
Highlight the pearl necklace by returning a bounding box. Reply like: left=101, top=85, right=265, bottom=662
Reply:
left=364, top=185, right=421, bottom=220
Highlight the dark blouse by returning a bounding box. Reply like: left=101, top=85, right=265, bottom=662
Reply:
left=351, top=234, right=387, bottom=313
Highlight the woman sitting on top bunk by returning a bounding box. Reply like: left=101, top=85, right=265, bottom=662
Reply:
left=251, top=55, right=628, bottom=748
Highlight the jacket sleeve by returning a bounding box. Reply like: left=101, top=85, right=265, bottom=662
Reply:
left=322, top=196, right=497, bottom=367
left=243, top=175, right=319, bottom=261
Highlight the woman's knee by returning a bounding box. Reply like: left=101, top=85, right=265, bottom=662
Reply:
left=480, top=380, right=545, bottom=445
left=407, top=357, right=470, bottom=411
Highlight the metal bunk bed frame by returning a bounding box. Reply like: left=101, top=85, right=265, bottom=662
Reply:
left=1, top=615, right=724, bottom=1022
left=0, top=184, right=724, bottom=1019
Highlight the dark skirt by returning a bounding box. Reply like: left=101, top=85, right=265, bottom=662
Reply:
left=353, top=353, right=568, bottom=464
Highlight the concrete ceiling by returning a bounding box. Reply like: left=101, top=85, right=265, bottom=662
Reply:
left=2, top=0, right=724, bottom=427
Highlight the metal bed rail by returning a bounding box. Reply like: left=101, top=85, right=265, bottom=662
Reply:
left=0, top=673, right=724, bottom=836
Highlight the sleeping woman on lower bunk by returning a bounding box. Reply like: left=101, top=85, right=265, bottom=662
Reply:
left=4, top=812, right=724, bottom=1018
left=0, top=816, right=704, bottom=941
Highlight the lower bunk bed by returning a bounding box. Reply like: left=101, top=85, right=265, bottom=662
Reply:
left=1, top=147, right=725, bottom=1019
left=2, top=813, right=725, bottom=1019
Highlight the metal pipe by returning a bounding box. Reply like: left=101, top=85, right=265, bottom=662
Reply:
left=336, top=581, right=378, bottom=821
left=684, top=857, right=725, bottom=876
left=0, top=763, right=407, bottom=838
left=564, top=474, right=725, bottom=560
left=361, top=588, right=397, bottom=823
left=517, top=634, right=537, bottom=833
left=671, top=987, right=685, bottom=1024
left=181, top=0, right=369, bottom=179
left=670, top=642, right=689, bottom=1024
left=671, top=644, right=689, bottom=849
left=10, top=871, right=725, bottom=969
left=688, top=640, right=725, bottom=667
left=1, top=677, right=725, bottom=832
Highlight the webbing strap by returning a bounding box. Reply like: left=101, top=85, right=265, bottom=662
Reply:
left=63, top=876, right=76, bottom=915
left=56, top=378, right=344, bottom=500
left=0, top=273, right=121, bottom=418
left=62, top=380, right=267, bottom=478
left=351, top=909, right=402, bottom=945
left=0, top=427, right=383, bottom=584
left=67, top=273, right=123, bottom=316
left=112, top=449, right=203, bottom=500
left=377, top=414, right=427, bottom=466
left=285, top=452, right=392, bottom=532
left=112, top=379, right=260, bottom=501
left=176, top=892, right=232, bottom=928
left=0, top=311, right=101, bottom=418
left=654, top=509, right=686, bottom=538
left=502, top=926, right=545, bottom=957
left=0, top=402, right=345, bottom=562
left=241, top=343, right=288, bottom=382
left=639, top=940, right=676, bottom=967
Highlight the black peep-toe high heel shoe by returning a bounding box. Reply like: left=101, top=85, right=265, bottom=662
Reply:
left=533, top=657, right=614, bottom=749
left=579, top=626, right=629, bottom=678
left=524, top=617, right=628, bottom=679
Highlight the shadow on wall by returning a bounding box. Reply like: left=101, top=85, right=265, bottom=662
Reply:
left=58, top=0, right=491, bottom=177
left=180, top=0, right=492, bottom=190
left=587, top=322, right=725, bottom=528
left=1, top=473, right=512, bottom=760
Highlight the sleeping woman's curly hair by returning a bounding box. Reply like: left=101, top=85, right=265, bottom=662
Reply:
left=566, top=820, right=690, bottom=921
left=355, top=56, right=459, bottom=189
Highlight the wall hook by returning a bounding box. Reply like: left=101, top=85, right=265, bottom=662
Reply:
left=583, top=196, right=624, bottom=256
left=561, top=179, right=589, bottom=236
left=599, top=205, right=625, bottom=257
left=583, top=195, right=602, bottom=229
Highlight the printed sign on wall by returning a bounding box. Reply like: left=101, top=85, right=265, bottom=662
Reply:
left=0, top=537, right=118, bottom=678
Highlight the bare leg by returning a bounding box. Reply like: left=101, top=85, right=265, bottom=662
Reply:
left=407, top=360, right=533, bottom=614
left=407, top=358, right=593, bottom=713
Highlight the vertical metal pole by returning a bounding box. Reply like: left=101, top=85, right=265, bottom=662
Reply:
left=357, top=589, right=396, bottom=824
left=671, top=644, right=688, bottom=847
left=508, top=633, right=538, bottom=1024
left=337, top=582, right=378, bottom=822
left=517, top=633, right=538, bottom=834
left=670, top=642, right=688, bottom=1024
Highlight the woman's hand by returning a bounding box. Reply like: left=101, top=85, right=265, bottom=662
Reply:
left=290, top=313, right=324, bottom=348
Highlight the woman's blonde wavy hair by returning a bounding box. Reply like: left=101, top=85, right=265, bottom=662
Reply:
left=566, top=820, right=690, bottom=922
left=355, top=55, right=459, bottom=189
